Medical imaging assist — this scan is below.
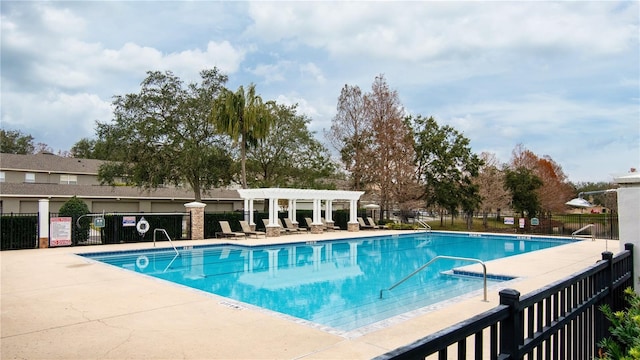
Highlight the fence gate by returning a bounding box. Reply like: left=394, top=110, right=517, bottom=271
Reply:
left=74, top=212, right=190, bottom=245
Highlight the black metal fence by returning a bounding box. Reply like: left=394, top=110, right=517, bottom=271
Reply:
left=473, top=212, right=619, bottom=239
left=93, top=213, right=190, bottom=244
left=0, top=213, right=38, bottom=250
left=374, top=243, right=635, bottom=359
left=0, top=212, right=190, bottom=250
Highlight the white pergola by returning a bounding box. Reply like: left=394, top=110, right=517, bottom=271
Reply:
left=236, top=188, right=365, bottom=234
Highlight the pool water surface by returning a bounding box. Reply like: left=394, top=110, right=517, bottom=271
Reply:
left=82, top=232, right=573, bottom=332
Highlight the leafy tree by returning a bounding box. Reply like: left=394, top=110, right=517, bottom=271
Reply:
left=326, top=84, right=372, bottom=191
left=246, top=104, right=338, bottom=189
left=69, top=138, right=112, bottom=159
left=58, top=196, right=90, bottom=245
left=210, top=83, right=275, bottom=189
left=96, top=68, right=235, bottom=202
left=0, top=129, right=36, bottom=154
left=510, top=144, right=574, bottom=213
left=573, top=181, right=618, bottom=210
left=411, top=115, right=482, bottom=225
left=504, top=167, right=543, bottom=217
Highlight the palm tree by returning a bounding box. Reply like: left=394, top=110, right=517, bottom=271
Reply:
left=211, top=84, right=275, bottom=188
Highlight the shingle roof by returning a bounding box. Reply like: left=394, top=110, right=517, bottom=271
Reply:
left=0, top=183, right=241, bottom=201
left=0, top=153, right=105, bottom=174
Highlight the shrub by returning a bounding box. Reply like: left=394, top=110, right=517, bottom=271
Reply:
left=58, top=196, right=90, bottom=245
left=597, top=288, right=640, bottom=360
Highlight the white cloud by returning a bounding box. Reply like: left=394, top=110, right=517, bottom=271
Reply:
left=38, top=3, right=86, bottom=35
left=300, top=62, right=326, bottom=83
left=247, top=2, right=637, bottom=62
left=2, top=91, right=112, bottom=150
left=1, top=0, right=636, bottom=184
left=248, top=61, right=291, bottom=84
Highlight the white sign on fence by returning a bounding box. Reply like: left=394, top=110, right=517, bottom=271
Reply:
left=50, top=217, right=72, bottom=247
left=122, top=216, right=136, bottom=227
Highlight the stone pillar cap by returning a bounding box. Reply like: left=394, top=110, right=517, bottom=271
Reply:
left=184, top=201, right=207, bottom=208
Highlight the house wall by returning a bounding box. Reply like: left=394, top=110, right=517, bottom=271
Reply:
left=2, top=170, right=100, bottom=186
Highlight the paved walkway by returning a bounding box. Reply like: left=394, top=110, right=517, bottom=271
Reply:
left=1, top=230, right=618, bottom=359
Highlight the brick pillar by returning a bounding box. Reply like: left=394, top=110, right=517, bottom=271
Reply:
left=347, top=222, right=359, bottom=232
left=310, top=224, right=324, bottom=234
left=185, top=202, right=206, bottom=240
left=265, top=226, right=281, bottom=237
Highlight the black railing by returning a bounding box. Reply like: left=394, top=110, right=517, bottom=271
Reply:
left=374, top=243, right=634, bottom=360
left=97, top=213, right=190, bottom=244
left=0, top=213, right=38, bottom=250
left=473, top=213, right=619, bottom=239
left=0, top=212, right=190, bottom=250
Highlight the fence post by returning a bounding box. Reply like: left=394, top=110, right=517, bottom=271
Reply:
left=38, top=199, right=49, bottom=248
left=597, top=250, right=615, bottom=350
left=624, top=243, right=634, bottom=287
left=498, top=288, right=522, bottom=360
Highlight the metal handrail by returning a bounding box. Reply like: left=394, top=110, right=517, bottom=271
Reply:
left=572, top=223, right=595, bottom=241
left=154, top=228, right=179, bottom=256
left=380, top=255, right=487, bottom=301
left=416, top=219, right=431, bottom=232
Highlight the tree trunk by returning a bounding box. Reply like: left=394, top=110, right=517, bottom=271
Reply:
left=241, top=136, right=247, bottom=189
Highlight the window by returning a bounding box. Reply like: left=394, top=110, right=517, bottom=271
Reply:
left=25, top=173, right=35, bottom=183
left=0, top=171, right=4, bottom=183
left=60, top=174, right=78, bottom=185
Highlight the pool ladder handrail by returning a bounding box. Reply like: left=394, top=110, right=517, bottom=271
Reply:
left=416, top=219, right=431, bottom=232
left=572, top=223, right=596, bottom=241
left=153, top=228, right=179, bottom=256
left=379, top=255, right=487, bottom=302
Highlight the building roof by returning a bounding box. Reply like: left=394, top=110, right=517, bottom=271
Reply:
left=0, top=183, right=240, bottom=201
left=0, top=152, right=104, bottom=174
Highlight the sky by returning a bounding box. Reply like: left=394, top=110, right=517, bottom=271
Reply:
left=1, top=1, right=638, bottom=184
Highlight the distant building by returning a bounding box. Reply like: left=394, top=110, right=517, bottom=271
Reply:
left=0, top=152, right=242, bottom=213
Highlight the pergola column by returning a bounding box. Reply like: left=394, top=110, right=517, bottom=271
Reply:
left=348, top=199, right=359, bottom=232
left=248, top=199, right=255, bottom=227
left=265, top=197, right=281, bottom=237
left=288, top=199, right=298, bottom=225
left=310, top=198, right=323, bottom=234
left=324, top=200, right=335, bottom=230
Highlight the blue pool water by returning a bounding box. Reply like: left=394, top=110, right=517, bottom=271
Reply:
left=82, top=232, right=572, bottom=332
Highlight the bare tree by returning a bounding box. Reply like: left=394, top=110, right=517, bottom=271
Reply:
left=475, top=152, right=510, bottom=227
left=366, top=75, right=417, bottom=220
left=326, top=84, right=372, bottom=191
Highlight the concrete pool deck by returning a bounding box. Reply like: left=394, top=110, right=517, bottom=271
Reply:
left=1, top=230, right=617, bottom=359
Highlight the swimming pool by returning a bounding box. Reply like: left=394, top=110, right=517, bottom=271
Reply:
left=82, top=232, right=573, bottom=332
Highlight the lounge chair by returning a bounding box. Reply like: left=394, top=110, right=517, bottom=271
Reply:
left=262, top=218, right=287, bottom=235
left=322, top=217, right=340, bottom=231
left=358, top=217, right=374, bottom=230
left=303, top=217, right=314, bottom=231
left=366, top=217, right=381, bottom=229
left=278, top=218, right=297, bottom=233
left=283, top=218, right=306, bottom=232
left=239, top=220, right=266, bottom=238
left=216, top=221, right=246, bottom=239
